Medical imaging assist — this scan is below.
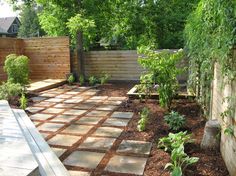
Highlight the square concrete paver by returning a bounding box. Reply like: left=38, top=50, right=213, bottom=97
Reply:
left=79, top=137, right=116, bottom=151
left=96, top=105, right=118, bottom=111
left=108, top=97, right=127, bottom=101
left=63, top=109, right=87, bottom=116
left=40, top=132, right=51, bottom=139
left=37, top=123, right=64, bottom=132
left=92, top=127, right=123, bottom=138
left=50, top=114, right=77, bottom=123
left=103, top=100, right=123, bottom=106
left=45, top=98, right=64, bottom=103
left=64, top=98, right=83, bottom=104
left=73, top=103, right=95, bottom=110
left=33, top=101, right=56, bottom=107
left=63, top=151, right=105, bottom=169
left=111, top=112, right=133, bottom=119
left=48, top=134, right=81, bottom=146
left=102, top=118, right=130, bottom=127
left=42, top=108, right=65, bottom=114
left=76, top=116, right=102, bottom=125
left=52, top=147, right=66, bottom=157
left=40, top=93, right=58, bottom=98
left=26, top=106, right=45, bottom=113
left=30, top=113, right=54, bottom=121
left=62, top=124, right=93, bottom=135
left=30, top=96, right=47, bottom=103
left=56, top=94, right=73, bottom=99
left=68, top=170, right=91, bottom=176
left=105, top=155, right=147, bottom=175
left=54, top=103, right=75, bottom=109
left=86, top=110, right=110, bottom=117
left=90, top=96, right=108, bottom=100
left=117, top=140, right=152, bottom=155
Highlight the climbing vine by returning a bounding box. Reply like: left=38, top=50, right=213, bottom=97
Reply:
left=184, top=0, right=236, bottom=116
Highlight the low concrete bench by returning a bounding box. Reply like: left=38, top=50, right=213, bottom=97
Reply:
left=14, top=109, right=70, bottom=176
left=0, top=100, right=69, bottom=176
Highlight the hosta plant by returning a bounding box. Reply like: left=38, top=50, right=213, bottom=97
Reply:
left=79, top=75, right=85, bottom=85
left=100, top=73, right=110, bottom=85
left=88, top=75, right=97, bottom=86
left=165, top=144, right=199, bottom=176
left=67, top=73, right=75, bottom=85
left=158, top=131, right=193, bottom=152
left=164, top=111, right=186, bottom=131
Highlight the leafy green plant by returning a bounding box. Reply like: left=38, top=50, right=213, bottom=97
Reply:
left=100, top=73, right=110, bottom=85
left=165, top=144, right=199, bottom=176
left=79, top=75, right=85, bottom=85
left=88, top=76, right=97, bottom=86
left=164, top=111, right=186, bottom=131
left=224, top=125, right=234, bottom=137
left=137, top=73, right=154, bottom=100
left=20, top=93, right=28, bottom=110
left=137, top=107, right=150, bottom=132
left=4, top=54, right=29, bottom=86
left=67, top=74, right=75, bottom=85
left=0, top=82, right=23, bottom=100
left=138, top=47, right=184, bottom=109
left=158, top=131, right=193, bottom=152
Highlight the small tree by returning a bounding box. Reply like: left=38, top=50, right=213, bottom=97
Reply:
left=138, top=47, right=184, bottom=109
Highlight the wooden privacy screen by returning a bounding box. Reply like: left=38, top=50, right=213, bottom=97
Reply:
left=0, top=37, right=70, bottom=81
left=83, top=50, right=188, bottom=82
left=84, top=50, right=144, bottom=81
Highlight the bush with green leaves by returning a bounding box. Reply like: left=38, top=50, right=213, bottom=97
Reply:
left=0, top=82, right=23, bottom=100
left=164, top=111, right=186, bottom=131
left=79, top=75, right=85, bottom=85
left=4, top=54, right=29, bottom=86
left=137, top=73, right=154, bottom=100
left=67, top=74, right=75, bottom=85
left=158, top=131, right=193, bottom=152
left=88, top=76, right=97, bottom=86
left=20, top=94, right=28, bottom=110
left=100, top=73, right=110, bottom=85
left=165, top=144, right=199, bottom=176
left=137, top=107, right=150, bottom=132
left=138, top=47, right=184, bottom=109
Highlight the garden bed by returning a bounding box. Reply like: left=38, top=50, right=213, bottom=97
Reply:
left=127, top=84, right=195, bottom=100
left=97, top=83, right=229, bottom=176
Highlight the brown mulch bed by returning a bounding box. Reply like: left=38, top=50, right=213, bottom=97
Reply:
left=97, top=82, right=229, bottom=176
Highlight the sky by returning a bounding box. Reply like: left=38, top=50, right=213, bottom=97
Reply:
left=0, top=0, right=19, bottom=18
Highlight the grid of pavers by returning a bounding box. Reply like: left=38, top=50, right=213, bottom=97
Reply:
left=27, top=85, right=152, bottom=176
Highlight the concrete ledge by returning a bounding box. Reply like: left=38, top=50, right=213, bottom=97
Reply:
left=13, top=109, right=70, bottom=176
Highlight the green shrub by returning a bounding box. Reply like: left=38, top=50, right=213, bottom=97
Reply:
left=67, top=73, right=75, bottom=85
left=158, top=131, right=193, bottom=152
left=165, top=144, right=199, bottom=176
left=4, top=54, right=29, bottom=86
left=0, top=82, right=23, bottom=100
left=20, top=94, right=28, bottom=110
left=137, top=107, right=150, bottom=132
left=137, top=73, right=154, bottom=100
left=100, top=73, right=110, bottom=85
left=164, top=111, right=186, bottom=131
left=79, top=75, right=85, bottom=85
left=88, top=76, right=97, bottom=86
left=138, top=47, right=184, bottom=109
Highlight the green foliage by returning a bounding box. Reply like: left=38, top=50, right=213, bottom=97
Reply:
left=18, top=3, right=44, bottom=38
left=224, top=125, right=234, bottom=137
left=184, top=0, right=236, bottom=115
left=158, top=131, right=193, bottom=152
left=136, top=73, right=154, bottom=100
left=20, top=93, right=28, bottom=110
left=164, top=111, right=186, bottom=131
left=4, top=54, right=29, bottom=86
left=79, top=75, right=85, bottom=86
left=137, top=107, right=150, bottom=132
left=0, top=82, right=23, bottom=100
left=99, top=73, right=110, bottom=85
left=66, top=14, right=96, bottom=49
left=88, top=76, right=97, bottom=86
left=165, top=144, right=199, bottom=176
left=67, top=74, right=75, bottom=85
left=138, top=47, right=184, bottom=109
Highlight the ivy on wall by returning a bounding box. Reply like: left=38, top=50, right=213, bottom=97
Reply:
left=184, top=0, right=236, bottom=116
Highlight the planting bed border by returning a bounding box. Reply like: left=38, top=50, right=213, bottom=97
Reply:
left=127, top=85, right=195, bottom=99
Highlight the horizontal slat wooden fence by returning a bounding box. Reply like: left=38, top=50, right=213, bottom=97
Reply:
left=0, top=37, right=70, bottom=81
left=82, top=50, right=188, bottom=82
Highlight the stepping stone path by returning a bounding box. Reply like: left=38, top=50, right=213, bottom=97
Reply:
left=28, top=85, right=152, bottom=175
